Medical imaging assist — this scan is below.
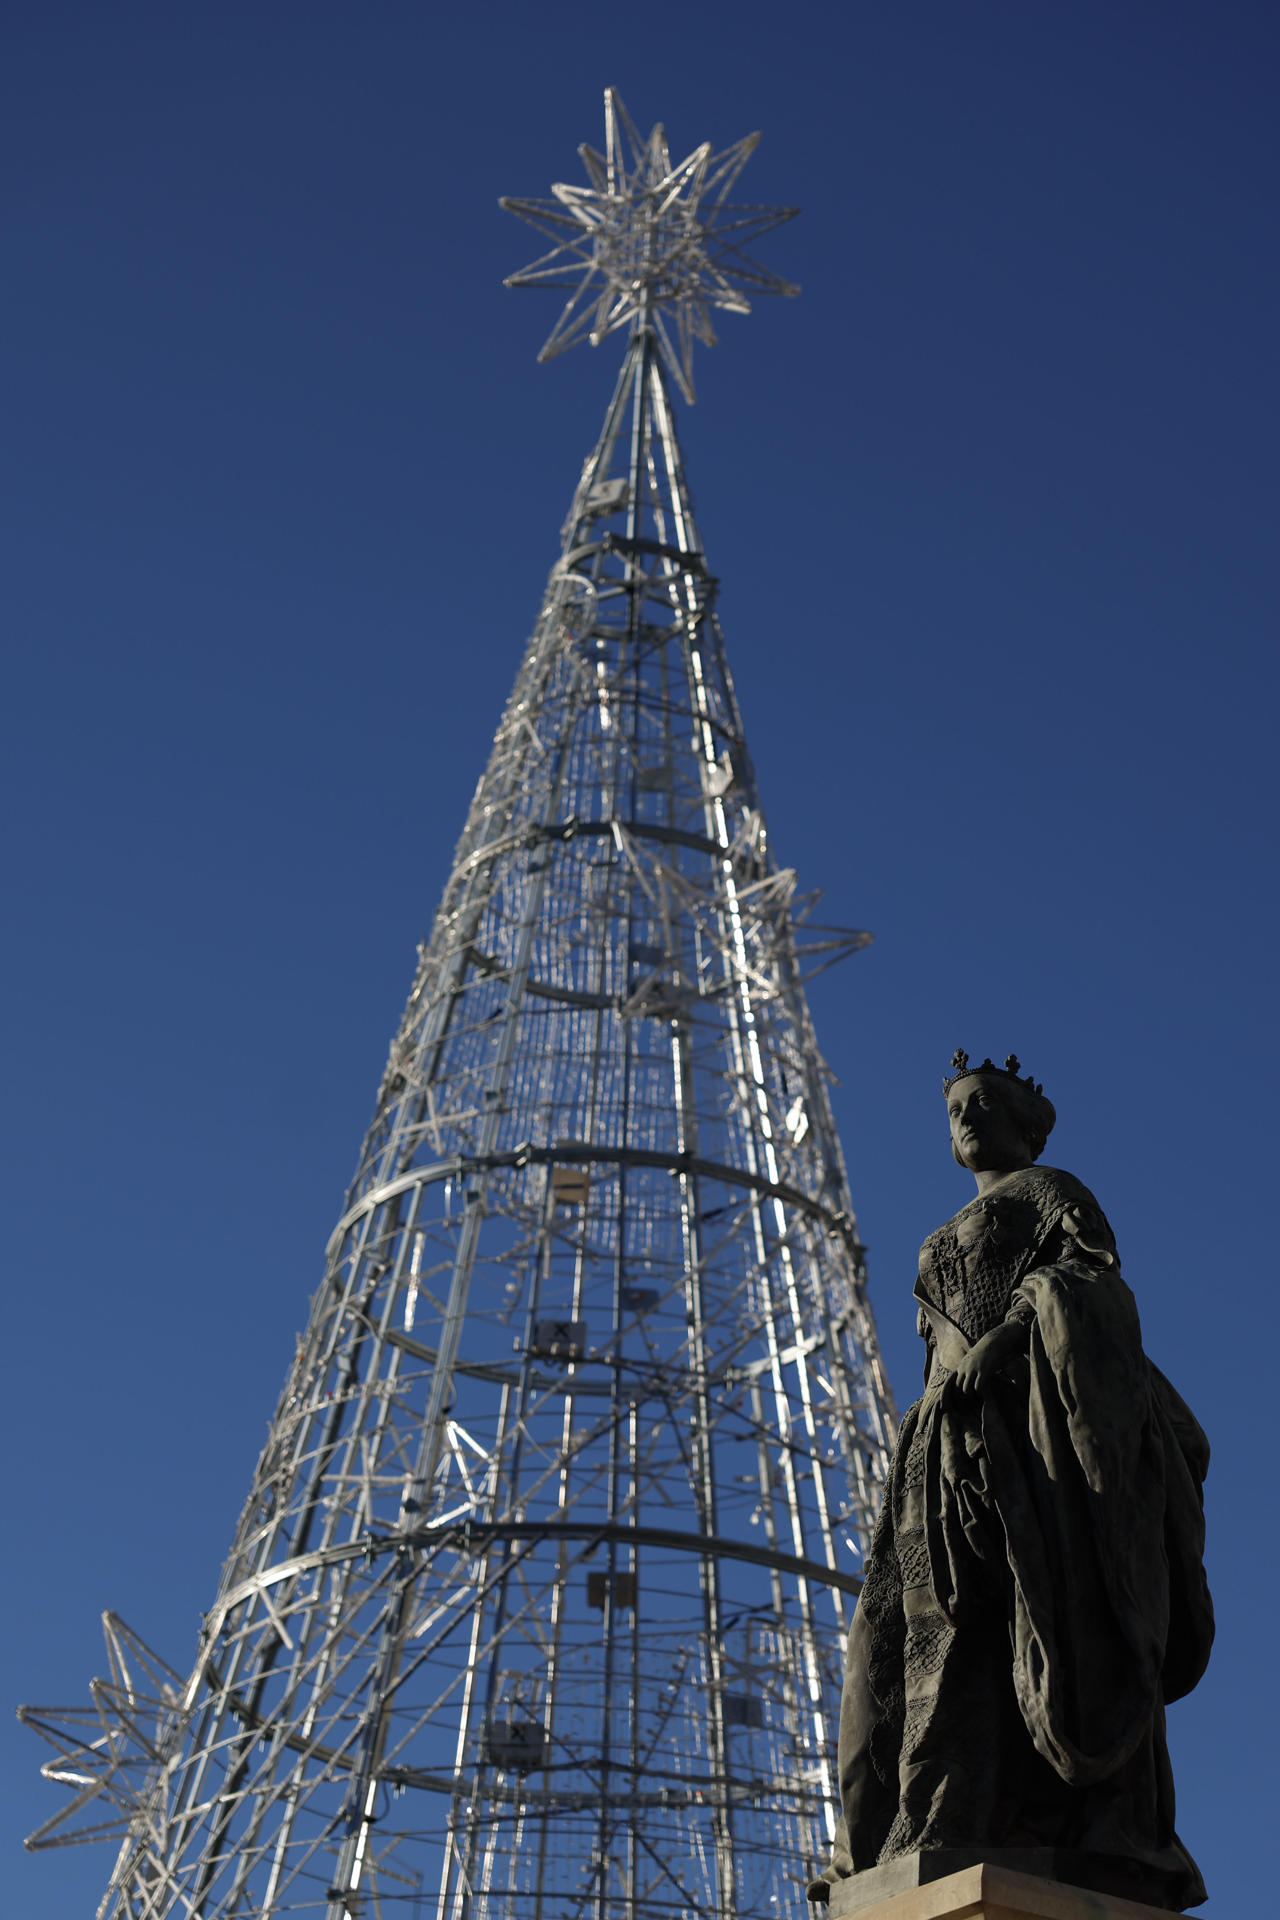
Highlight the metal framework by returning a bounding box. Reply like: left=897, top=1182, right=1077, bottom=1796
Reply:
left=22, top=90, right=897, bottom=1920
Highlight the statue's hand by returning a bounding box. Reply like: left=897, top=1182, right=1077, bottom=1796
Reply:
left=952, top=1329, right=1013, bottom=1397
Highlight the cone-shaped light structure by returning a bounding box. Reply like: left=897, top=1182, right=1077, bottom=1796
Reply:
left=22, top=90, right=896, bottom=1920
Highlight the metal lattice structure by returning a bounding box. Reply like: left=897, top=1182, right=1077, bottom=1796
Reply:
left=22, top=90, right=897, bottom=1920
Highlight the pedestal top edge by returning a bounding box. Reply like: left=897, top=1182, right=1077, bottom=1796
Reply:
left=824, top=1859, right=1188, bottom=1920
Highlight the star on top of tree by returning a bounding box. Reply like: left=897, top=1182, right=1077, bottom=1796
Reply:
left=500, top=87, right=799, bottom=403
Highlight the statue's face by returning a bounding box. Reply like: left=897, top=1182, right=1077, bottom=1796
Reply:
left=946, top=1075, right=1032, bottom=1175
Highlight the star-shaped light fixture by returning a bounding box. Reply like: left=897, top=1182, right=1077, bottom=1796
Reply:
left=501, top=88, right=799, bottom=403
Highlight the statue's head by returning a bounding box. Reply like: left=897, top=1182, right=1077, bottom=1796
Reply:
left=943, top=1051, right=1056, bottom=1175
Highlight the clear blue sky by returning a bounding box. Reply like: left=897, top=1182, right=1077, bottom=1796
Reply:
left=3, top=4, right=1276, bottom=1913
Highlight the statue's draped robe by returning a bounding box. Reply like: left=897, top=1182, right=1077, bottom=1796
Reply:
left=813, top=1166, right=1213, bottom=1911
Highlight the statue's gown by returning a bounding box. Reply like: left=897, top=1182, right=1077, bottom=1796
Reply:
left=812, top=1166, right=1213, bottom=1911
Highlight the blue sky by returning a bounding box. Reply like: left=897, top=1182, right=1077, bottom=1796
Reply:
left=3, top=4, right=1276, bottom=1912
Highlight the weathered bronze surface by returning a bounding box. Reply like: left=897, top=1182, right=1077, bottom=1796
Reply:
left=811, top=1056, right=1213, bottom=1913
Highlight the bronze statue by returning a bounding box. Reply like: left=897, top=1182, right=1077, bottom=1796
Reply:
left=811, top=1054, right=1213, bottom=1911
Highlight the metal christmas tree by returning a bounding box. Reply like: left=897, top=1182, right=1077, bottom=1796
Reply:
left=22, top=90, right=896, bottom=1920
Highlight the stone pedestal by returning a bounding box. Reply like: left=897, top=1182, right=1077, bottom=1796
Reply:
left=824, top=1857, right=1184, bottom=1920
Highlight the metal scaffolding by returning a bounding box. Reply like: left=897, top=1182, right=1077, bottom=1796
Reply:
left=22, top=90, right=897, bottom=1920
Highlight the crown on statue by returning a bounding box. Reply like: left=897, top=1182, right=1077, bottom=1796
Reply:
left=943, top=1049, right=1046, bottom=1099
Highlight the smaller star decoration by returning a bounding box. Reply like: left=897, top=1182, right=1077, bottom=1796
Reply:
left=501, top=88, right=799, bottom=403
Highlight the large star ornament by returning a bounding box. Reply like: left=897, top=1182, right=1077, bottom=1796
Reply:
left=501, top=88, right=799, bottom=403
